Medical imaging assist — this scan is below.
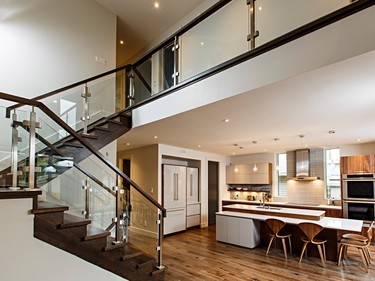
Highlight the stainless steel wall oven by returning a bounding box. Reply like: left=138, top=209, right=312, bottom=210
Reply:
left=342, top=173, right=375, bottom=221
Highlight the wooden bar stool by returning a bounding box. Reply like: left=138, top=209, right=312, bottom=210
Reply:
left=265, top=218, right=292, bottom=259
left=338, top=221, right=374, bottom=273
left=298, top=222, right=327, bottom=267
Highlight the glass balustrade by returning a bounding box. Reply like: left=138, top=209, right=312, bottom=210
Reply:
left=129, top=0, right=353, bottom=107
left=127, top=187, right=159, bottom=261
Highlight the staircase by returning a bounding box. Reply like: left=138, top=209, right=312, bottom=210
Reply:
left=33, top=201, right=165, bottom=281
left=0, top=91, right=167, bottom=281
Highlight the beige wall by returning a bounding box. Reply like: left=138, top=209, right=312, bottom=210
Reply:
left=340, top=142, right=375, bottom=157
left=118, top=144, right=159, bottom=201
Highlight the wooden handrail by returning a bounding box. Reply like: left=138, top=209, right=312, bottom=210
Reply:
left=0, top=91, right=166, bottom=217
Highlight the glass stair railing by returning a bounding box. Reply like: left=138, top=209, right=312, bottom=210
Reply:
left=0, top=93, right=166, bottom=268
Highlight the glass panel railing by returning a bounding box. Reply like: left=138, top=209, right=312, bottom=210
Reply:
left=255, top=0, right=351, bottom=47
left=128, top=0, right=354, bottom=107
left=127, top=186, right=159, bottom=260
left=179, top=0, right=248, bottom=82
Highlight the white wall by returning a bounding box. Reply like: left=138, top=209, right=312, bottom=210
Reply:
left=158, top=144, right=228, bottom=226
left=0, top=0, right=116, bottom=101
left=340, top=142, right=375, bottom=157
left=132, top=6, right=375, bottom=128
left=0, top=198, right=125, bottom=281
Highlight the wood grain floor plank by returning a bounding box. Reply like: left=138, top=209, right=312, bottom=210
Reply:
left=163, top=225, right=375, bottom=281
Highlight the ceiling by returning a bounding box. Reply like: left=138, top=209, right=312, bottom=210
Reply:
left=95, top=0, right=209, bottom=65
left=117, top=49, right=375, bottom=156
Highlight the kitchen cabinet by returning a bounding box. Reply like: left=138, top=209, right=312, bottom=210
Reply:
left=216, top=214, right=260, bottom=248
left=226, top=163, right=272, bottom=184
left=186, top=167, right=199, bottom=204
left=163, top=164, right=187, bottom=235
left=186, top=203, right=200, bottom=228
left=340, top=155, right=375, bottom=174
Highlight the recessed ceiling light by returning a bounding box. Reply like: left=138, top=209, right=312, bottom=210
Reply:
left=198, top=145, right=201, bottom=148
left=299, top=134, right=305, bottom=138
left=357, top=138, right=361, bottom=142
left=329, top=130, right=335, bottom=134
left=154, top=136, right=158, bottom=139
left=223, top=119, right=230, bottom=123
left=154, top=2, right=159, bottom=8
left=125, top=142, right=130, bottom=146
left=252, top=141, right=257, bottom=144
left=119, top=40, right=124, bottom=45
left=264, top=149, right=267, bottom=152
left=274, top=138, right=280, bottom=141
left=258, top=6, right=262, bottom=11
left=232, top=152, right=236, bottom=155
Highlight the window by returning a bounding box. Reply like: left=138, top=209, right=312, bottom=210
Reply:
left=276, top=153, right=287, bottom=197
left=325, top=148, right=340, bottom=199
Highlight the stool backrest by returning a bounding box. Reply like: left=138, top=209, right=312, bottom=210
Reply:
left=266, top=218, right=286, bottom=235
left=367, top=221, right=374, bottom=242
left=298, top=222, right=323, bottom=241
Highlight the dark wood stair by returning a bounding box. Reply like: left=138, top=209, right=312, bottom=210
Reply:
left=32, top=201, right=165, bottom=281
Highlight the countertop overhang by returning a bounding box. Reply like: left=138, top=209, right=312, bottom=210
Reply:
left=216, top=211, right=362, bottom=232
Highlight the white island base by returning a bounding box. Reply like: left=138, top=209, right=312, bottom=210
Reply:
left=216, top=214, right=260, bottom=248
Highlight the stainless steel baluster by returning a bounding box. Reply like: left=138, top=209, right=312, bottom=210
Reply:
left=81, top=84, right=91, bottom=135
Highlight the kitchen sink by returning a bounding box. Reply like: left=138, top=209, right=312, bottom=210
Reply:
left=255, top=206, right=281, bottom=210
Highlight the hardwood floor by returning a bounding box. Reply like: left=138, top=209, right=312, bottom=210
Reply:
left=163, top=225, right=375, bottom=281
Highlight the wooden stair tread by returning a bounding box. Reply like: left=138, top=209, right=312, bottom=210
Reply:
left=33, top=201, right=69, bottom=214
left=107, top=119, right=123, bottom=125
left=151, top=266, right=166, bottom=276
left=121, top=250, right=142, bottom=261
left=136, top=255, right=155, bottom=269
left=93, top=126, right=111, bottom=132
left=103, top=237, right=126, bottom=252
left=59, top=142, right=84, bottom=148
left=83, top=225, right=110, bottom=241
left=80, top=133, right=98, bottom=140
left=59, top=213, right=91, bottom=229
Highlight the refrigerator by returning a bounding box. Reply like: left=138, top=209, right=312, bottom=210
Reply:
left=163, top=164, right=187, bottom=235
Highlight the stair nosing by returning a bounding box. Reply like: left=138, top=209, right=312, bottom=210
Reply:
left=59, top=214, right=91, bottom=229
left=82, top=226, right=110, bottom=241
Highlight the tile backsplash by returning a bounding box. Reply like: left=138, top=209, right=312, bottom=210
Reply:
left=286, top=179, right=326, bottom=205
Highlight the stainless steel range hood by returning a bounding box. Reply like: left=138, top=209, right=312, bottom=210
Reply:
left=294, top=149, right=318, bottom=181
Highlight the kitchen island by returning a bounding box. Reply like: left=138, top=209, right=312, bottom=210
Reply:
left=216, top=207, right=362, bottom=262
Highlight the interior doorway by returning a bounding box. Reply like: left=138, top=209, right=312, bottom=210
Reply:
left=208, top=161, right=219, bottom=225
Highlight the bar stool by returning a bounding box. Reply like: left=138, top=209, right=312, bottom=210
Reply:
left=338, top=221, right=374, bottom=273
left=340, top=220, right=374, bottom=265
left=298, top=222, right=327, bottom=267
left=265, top=218, right=292, bottom=259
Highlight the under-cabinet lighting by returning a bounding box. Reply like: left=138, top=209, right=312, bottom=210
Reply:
left=234, top=165, right=239, bottom=173
left=253, top=164, right=258, bottom=172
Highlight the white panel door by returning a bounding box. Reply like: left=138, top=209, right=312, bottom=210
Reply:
left=186, top=167, right=199, bottom=204
left=163, top=165, right=186, bottom=209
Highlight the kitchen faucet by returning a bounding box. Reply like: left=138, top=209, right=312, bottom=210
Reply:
left=261, top=192, right=267, bottom=208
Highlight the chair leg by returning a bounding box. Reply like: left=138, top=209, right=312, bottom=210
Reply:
left=281, top=238, right=288, bottom=259
left=266, top=236, right=274, bottom=256
left=288, top=236, right=292, bottom=254
left=317, top=244, right=325, bottom=268
left=364, top=247, right=371, bottom=265
left=359, top=248, right=369, bottom=273
left=299, top=242, right=308, bottom=263
left=338, top=244, right=344, bottom=266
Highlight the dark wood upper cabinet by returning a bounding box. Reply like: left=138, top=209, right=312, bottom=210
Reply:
left=340, top=155, right=375, bottom=174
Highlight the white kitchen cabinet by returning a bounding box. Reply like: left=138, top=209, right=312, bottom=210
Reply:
left=216, top=214, right=260, bottom=248
left=226, top=163, right=272, bottom=184
left=216, top=215, right=227, bottom=242
left=186, top=167, right=199, bottom=204
left=186, top=203, right=201, bottom=228
left=164, top=208, right=186, bottom=235
left=163, top=165, right=186, bottom=210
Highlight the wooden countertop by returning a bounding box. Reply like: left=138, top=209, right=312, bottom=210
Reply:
left=222, top=199, right=341, bottom=210
left=223, top=203, right=325, bottom=221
